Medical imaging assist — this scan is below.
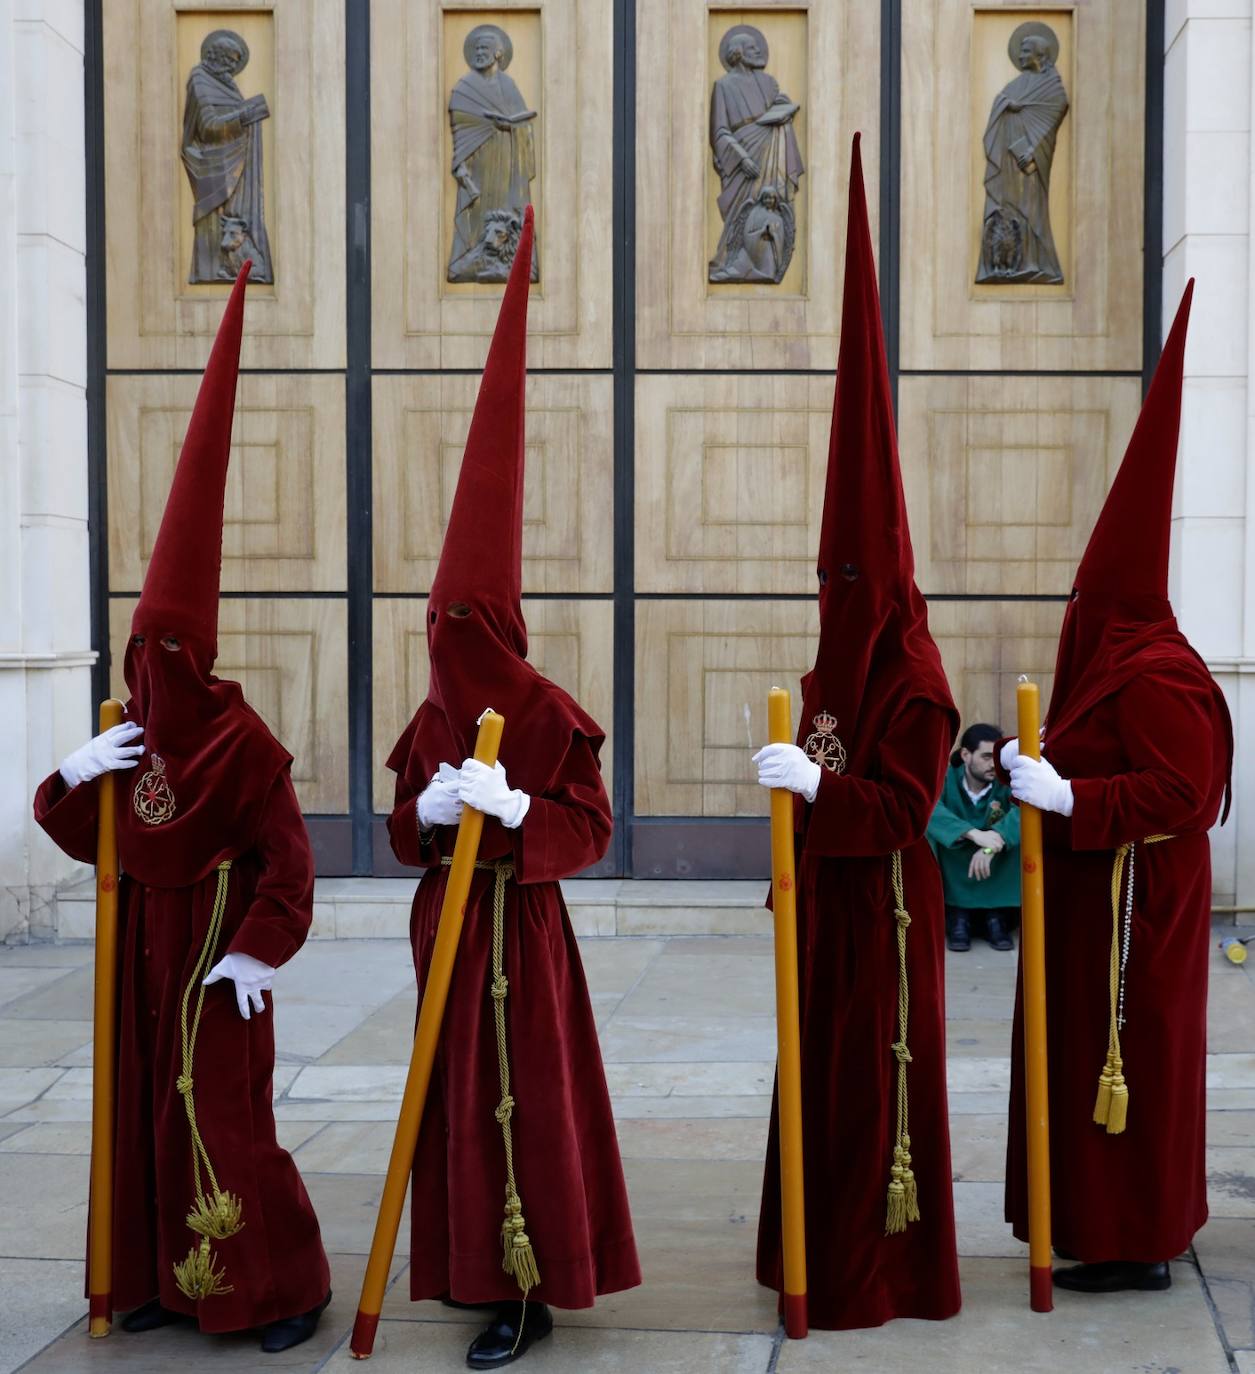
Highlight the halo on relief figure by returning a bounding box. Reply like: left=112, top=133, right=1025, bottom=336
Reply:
left=1007, top=20, right=1059, bottom=67
left=719, top=24, right=769, bottom=72
left=464, top=24, right=514, bottom=71
left=200, top=28, right=250, bottom=72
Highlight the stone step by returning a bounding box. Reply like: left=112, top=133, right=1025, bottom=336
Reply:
left=54, top=877, right=772, bottom=941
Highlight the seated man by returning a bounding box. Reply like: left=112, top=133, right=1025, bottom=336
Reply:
left=927, top=723, right=1020, bottom=952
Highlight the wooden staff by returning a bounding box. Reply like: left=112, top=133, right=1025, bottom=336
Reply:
left=89, top=698, right=124, bottom=1337
left=351, top=709, right=505, bottom=1359
left=1016, top=680, right=1053, bottom=1313
left=768, top=687, right=808, bottom=1339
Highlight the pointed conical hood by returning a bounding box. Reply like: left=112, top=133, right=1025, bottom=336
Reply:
left=117, top=261, right=292, bottom=890
left=814, top=132, right=913, bottom=601
left=131, top=262, right=251, bottom=654
left=1073, top=281, right=1193, bottom=606
left=1047, top=283, right=1199, bottom=735
left=428, top=206, right=532, bottom=659
left=388, top=206, right=604, bottom=810
left=797, top=135, right=955, bottom=789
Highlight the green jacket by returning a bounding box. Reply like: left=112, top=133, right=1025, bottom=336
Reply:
left=927, top=763, right=1021, bottom=909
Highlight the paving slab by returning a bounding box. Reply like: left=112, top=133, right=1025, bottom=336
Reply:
left=0, top=1018, right=90, bottom=1067
left=774, top=1257, right=1230, bottom=1374
left=322, top=1317, right=776, bottom=1372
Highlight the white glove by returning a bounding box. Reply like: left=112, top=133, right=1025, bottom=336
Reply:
left=459, top=759, right=530, bottom=829
left=1009, top=755, right=1074, bottom=817
left=753, top=743, right=822, bottom=804
left=203, top=952, right=276, bottom=1020
left=417, top=762, right=464, bottom=829
left=1001, top=727, right=1046, bottom=773
left=59, top=722, right=145, bottom=789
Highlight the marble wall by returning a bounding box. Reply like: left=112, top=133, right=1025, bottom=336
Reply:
left=1163, top=1, right=1255, bottom=905
left=0, top=3, right=94, bottom=940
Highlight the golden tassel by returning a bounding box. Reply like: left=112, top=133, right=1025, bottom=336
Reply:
left=1095, top=837, right=1171, bottom=1136
left=186, top=1189, right=244, bottom=1241
left=884, top=852, right=922, bottom=1236
left=174, top=1237, right=233, bottom=1300
left=445, top=856, right=542, bottom=1297
left=1093, top=1053, right=1115, bottom=1126
left=172, top=862, right=244, bottom=1297
left=501, top=1192, right=542, bottom=1292
left=1106, top=1059, right=1129, bottom=1135
left=901, top=1133, right=920, bottom=1224
left=885, top=1149, right=908, bottom=1236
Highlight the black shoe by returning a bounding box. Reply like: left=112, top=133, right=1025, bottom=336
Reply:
left=947, top=914, right=971, bottom=952
left=121, top=1298, right=185, bottom=1333
left=1053, top=1261, right=1171, bottom=1294
left=985, top=915, right=1013, bottom=951
left=260, top=1291, right=331, bottom=1354
left=466, top=1303, right=554, bottom=1369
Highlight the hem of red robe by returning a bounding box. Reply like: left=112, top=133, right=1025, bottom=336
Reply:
left=104, top=1266, right=331, bottom=1335
left=1008, top=1214, right=1206, bottom=1267
left=410, top=1235, right=642, bottom=1311
left=756, top=1276, right=961, bottom=1331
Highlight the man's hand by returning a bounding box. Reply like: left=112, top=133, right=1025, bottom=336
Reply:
left=965, top=828, right=1005, bottom=853
left=968, top=849, right=993, bottom=881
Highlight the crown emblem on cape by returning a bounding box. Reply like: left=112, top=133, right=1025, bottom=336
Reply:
left=803, top=710, right=847, bottom=774
left=133, top=753, right=177, bottom=826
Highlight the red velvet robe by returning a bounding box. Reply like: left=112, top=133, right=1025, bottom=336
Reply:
left=34, top=768, right=330, bottom=1331
left=387, top=734, right=640, bottom=1308
left=1005, top=664, right=1229, bottom=1260
left=757, top=699, right=961, bottom=1329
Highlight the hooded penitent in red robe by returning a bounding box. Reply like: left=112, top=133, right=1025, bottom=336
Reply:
left=1004, top=283, right=1233, bottom=1262
left=755, top=135, right=961, bottom=1330
left=33, top=265, right=329, bottom=1331
left=386, top=208, right=640, bottom=1308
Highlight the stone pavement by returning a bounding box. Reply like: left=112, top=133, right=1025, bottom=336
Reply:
left=0, top=923, right=1252, bottom=1373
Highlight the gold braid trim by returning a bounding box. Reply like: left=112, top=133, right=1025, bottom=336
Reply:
left=173, top=861, right=244, bottom=1300
left=1093, top=835, right=1173, bottom=1135
left=885, top=849, right=920, bottom=1235
left=442, top=856, right=541, bottom=1297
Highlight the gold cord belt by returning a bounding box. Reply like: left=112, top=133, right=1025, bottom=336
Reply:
left=173, top=861, right=244, bottom=1300
left=1093, top=835, right=1173, bottom=1135
left=885, top=849, right=920, bottom=1235
left=441, top=856, right=540, bottom=1295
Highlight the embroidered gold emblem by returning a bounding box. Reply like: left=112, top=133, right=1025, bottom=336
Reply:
left=803, top=710, right=847, bottom=774
left=133, top=753, right=177, bottom=826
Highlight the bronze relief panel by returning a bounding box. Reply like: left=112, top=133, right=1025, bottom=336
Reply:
left=705, top=10, right=808, bottom=295
left=708, top=22, right=805, bottom=285
left=447, top=21, right=540, bottom=283
left=975, top=20, right=1070, bottom=285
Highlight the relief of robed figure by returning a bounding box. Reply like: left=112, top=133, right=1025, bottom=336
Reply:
left=181, top=29, right=273, bottom=284
left=708, top=24, right=804, bottom=285
left=448, top=24, right=539, bottom=283
left=976, top=22, right=1069, bottom=285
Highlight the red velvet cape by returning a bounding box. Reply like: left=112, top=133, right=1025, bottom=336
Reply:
left=1004, top=284, right=1232, bottom=1260
left=385, top=204, right=639, bottom=1307
left=387, top=738, right=640, bottom=1307
left=33, top=768, right=329, bottom=1330
left=1004, top=669, right=1228, bottom=1260
left=757, top=136, right=960, bottom=1328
